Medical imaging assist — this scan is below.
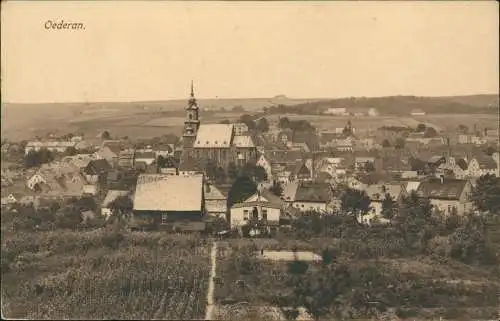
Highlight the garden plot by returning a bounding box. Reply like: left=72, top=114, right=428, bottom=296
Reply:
left=257, top=251, right=322, bottom=262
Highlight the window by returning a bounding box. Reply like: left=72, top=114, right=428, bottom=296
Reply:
left=243, top=210, right=249, bottom=220
left=161, top=213, right=168, bottom=225
left=262, top=209, right=268, bottom=220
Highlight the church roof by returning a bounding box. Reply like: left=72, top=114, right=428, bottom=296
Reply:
left=193, top=124, right=234, bottom=148
left=232, top=135, right=255, bottom=148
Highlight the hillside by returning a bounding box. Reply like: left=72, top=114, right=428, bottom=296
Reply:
left=283, top=95, right=499, bottom=116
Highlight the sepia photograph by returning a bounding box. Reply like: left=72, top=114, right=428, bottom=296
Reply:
left=1, top=1, right=499, bottom=320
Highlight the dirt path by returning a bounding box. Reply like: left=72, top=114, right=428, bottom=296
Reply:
left=205, top=241, right=217, bottom=320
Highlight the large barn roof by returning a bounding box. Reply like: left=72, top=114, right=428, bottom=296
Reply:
left=133, top=174, right=203, bottom=212
left=193, top=124, right=233, bottom=148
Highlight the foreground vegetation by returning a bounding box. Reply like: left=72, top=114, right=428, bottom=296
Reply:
left=214, top=212, right=500, bottom=320
left=1, top=228, right=210, bottom=319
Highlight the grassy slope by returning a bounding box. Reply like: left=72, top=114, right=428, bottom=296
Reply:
left=1, top=230, right=210, bottom=319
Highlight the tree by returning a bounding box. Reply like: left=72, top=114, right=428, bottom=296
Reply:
left=364, top=162, right=376, bottom=172
left=484, top=146, right=497, bottom=156
left=471, top=174, right=500, bottom=214
left=239, top=114, right=256, bottom=131
left=254, top=165, right=268, bottom=182
left=204, top=159, right=217, bottom=181
left=394, top=137, right=405, bottom=150
left=219, top=119, right=230, bottom=124
left=423, top=127, right=438, bottom=138
left=215, top=166, right=226, bottom=183
left=65, top=146, right=78, bottom=156
left=227, top=162, right=238, bottom=181
left=227, top=175, right=257, bottom=208
left=256, top=117, right=270, bottom=133
left=232, top=105, right=245, bottom=112
left=395, top=191, right=436, bottom=251
left=416, top=123, right=427, bottom=132
left=279, top=117, right=291, bottom=129
left=341, top=188, right=370, bottom=218
left=457, top=124, right=468, bottom=134
left=109, top=195, right=133, bottom=224
left=101, top=130, right=111, bottom=140
left=381, top=139, right=391, bottom=148
left=269, top=180, right=283, bottom=197
left=381, top=194, right=397, bottom=220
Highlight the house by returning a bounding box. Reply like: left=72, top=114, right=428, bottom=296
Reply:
left=292, top=160, right=312, bottom=182
left=101, top=190, right=130, bottom=219
left=256, top=154, right=273, bottom=181
left=204, top=182, right=227, bottom=218
left=325, top=107, right=348, bottom=116
left=362, top=183, right=406, bottom=225
left=159, top=156, right=179, bottom=176
left=178, top=155, right=205, bottom=176
left=281, top=181, right=299, bottom=206
left=230, top=189, right=282, bottom=231
left=410, top=109, right=426, bottom=116
left=416, top=178, right=473, bottom=216
left=118, top=149, right=135, bottom=169
left=83, top=159, right=112, bottom=184
left=467, top=156, right=499, bottom=178
left=354, top=157, right=376, bottom=171
left=134, top=151, right=156, bottom=166
left=368, top=108, right=379, bottom=117
left=83, top=183, right=99, bottom=196
left=316, top=156, right=349, bottom=179
left=24, top=140, right=77, bottom=155
left=132, top=174, right=205, bottom=230
left=291, top=182, right=331, bottom=213
left=233, top=122, right=249, bottom=136
left=26, top=173, right=47, bottom=190
left=314, top=171, right=333, bottom=184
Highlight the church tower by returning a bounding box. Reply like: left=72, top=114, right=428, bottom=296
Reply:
left=182, top=81, right=200, bottom=149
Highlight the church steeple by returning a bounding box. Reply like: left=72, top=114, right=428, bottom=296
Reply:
left=182, top=81, right=201, bottom=148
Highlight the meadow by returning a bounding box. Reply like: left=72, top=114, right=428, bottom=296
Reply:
left=213, top=233, right=499, bottom=321
left=1, top=229, right=211, bottom=320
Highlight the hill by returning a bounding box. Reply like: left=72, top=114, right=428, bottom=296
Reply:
left=281, top=95, right=499, bottom=116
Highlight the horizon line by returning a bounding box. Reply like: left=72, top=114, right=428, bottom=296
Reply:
left=2, top=92, right=499, bottom=105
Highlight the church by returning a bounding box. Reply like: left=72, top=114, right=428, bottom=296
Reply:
left=180, top=82, right=257, bottom=169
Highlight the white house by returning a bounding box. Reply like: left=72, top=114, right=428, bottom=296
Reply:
left=26, top=173, right=47, bottom=190
left=368, top=108, right=379, bottom=117
left=25, top=140, right=77, bottom=155
left=467, top=157, right=499, bottom=178
left=134, top=151, right=156, bottom=166
left=256, top=154, right=273, bottom=181
left=230, top=190, right=282, bottom=230
left=325, top=107, right=348, bottom=116
left=362, top=183, right=405, bottom=225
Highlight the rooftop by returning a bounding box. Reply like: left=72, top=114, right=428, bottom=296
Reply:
left=193, top=124, right=234, bottom=148
left=417, top=178, right=469, bottom=200
left=133, top=174, right=204, bottom=212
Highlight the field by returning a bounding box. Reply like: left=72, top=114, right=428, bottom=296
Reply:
left=3, top=94, right=498, bottom=141
left=1, top=229, right=211, bottom=319
left=213, top=237, right=499, bottom=320
left=1, top=97, right=320, bottom=141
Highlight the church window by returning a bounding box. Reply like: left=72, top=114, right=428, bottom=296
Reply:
left=189, top=114, right=193, bottom=120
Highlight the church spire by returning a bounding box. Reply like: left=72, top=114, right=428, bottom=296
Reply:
left=190, top=80, right=194, bottom=97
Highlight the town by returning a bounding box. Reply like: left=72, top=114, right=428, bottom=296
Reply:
left=2, top=84, right=499, bottom=320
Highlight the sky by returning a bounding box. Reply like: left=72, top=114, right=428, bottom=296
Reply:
left=1, top=1, right=498, bottom=103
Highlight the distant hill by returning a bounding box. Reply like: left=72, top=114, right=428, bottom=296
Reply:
left=281, top=94, right=499, bottom=116
left=433, top=94, right=499, bottom=108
